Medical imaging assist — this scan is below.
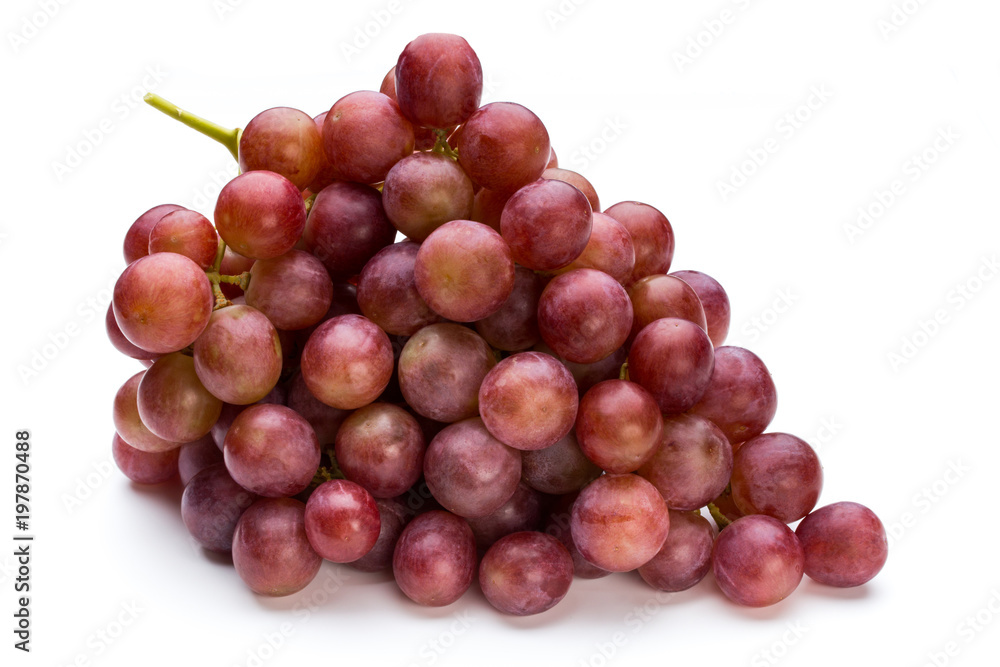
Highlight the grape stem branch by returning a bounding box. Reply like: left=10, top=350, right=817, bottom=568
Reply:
left=143, top=93, right=241, bottom=162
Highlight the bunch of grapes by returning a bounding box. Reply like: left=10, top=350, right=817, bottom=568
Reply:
left=108, top=33, right=888, bottom=616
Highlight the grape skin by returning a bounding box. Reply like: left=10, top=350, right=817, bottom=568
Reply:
left=245, top=250, right=334, bottom=331
left=474, top=265, right=544, bottom=352
left=457, top=102, right=550, bottom=193
left=177, top=435, right=223, bottom=486
left=357, top=241, right=442, bottom=336
left=347, top=497, right=412, bottom=573
left=322, top=91, right=414, bottom=184
left=395, top=33, right=483, bottom=128
left=148, top=209, right=218, bottom=269
left=381, top=152, right=474, bottom=242
left=555, top=212, right=635, bottom=285
left=604, top=201, right=675, bottom=284
left=626, top=274, right=708, bottom=341
left=500, top=179, right=593, bottom=272
left=239, top=106, right=324, bottom=191
left=123, top=203, right=184, bottom=264
left=112, top=371, right=182, bottom=453
left=303, top=181, right=396, bottom=280
left=521, top=431, right=602, bottom=496
left=575, top=380, right=663, bottom=474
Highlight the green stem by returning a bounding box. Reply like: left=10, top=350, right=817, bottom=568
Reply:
left=431, top=128, right=459, bottom=160
left=211, top=282, right=231, bottom=310
left=619, top=362, right=629, bottom=381
left=707, top=502, right=732, bottom=531
left=211, top=239, right=226, bottom=274
left=205, top=271, right=251, bottom=291
left=143, top=93, right=241, bottom=162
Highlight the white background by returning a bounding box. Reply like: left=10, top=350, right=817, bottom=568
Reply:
left=2, top=0, right=999, bottom=665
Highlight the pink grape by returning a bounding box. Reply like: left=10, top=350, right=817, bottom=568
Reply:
left=357, top=241, right=442, bottom=336
left=193, top=305, right=282, bottom=405
left=245, top=249, right=334, bottom=330
left=628, top=317, right=714, bottom=415
left=148, top=209, right=218, bottom=269
left=398, top=323, right=496, bottom=423
left=395, top=33, right=483, bottom=128
left=113, top=252, right=214, bottom=354
left=381, top=149, right=474, bottom=242
left=637, top=413, right=733, bottom=511
left=638, top=510, right=716, bottom=593
left=556, top=212, right=635, bottom=284
left=712, top=514, right=804, bottom=607
left=304, top=479, right=381, bottom=563
left=214, top=170, right=307, bottom=260
left=500, top=178, right=593, bottom=271
left=795, top=502, right=888, bottom=588
left=323, top=90, right=414, bottom=184
left=113, top=371, right=181, bottom=453
left=232, top=498, right=322, bottom=597
left=457, top=102, right=550, bottom=193
left=137, top=353, right=222, bottom=443
left=627, top=274, right=707, bottom=340
left=414, top=219, right=515, bottom=322
left=392, top=510, right=477, bottom=606
left=223, top=404, right=320, bottom=498
left=671, top=270, right=731, bottom=346
left=689, top=346, right=777, bottom=446
left=123, top=203, right=184, bottom=264
left=112, top=432, right=179, bottom=484
left=105, top=304, right=158, bottom=362
left=479, top=531, right=574, bottom=616
left=575, top=379, right=663, bottom=473
left=478, top=351, right=579, bottom=451
left=303, top=180, right=395, bottom=280
left=731, top=433, right=823, bottom=523
left=334, top=402, right=426, bottom=498
left=537, top=268, right=633, bottom=364
left=239, top=106, right=324, bottom=191
left=423, top=417, right=522, bottom=518
left=300, top=314, right=394, bottom=410
left=604, top=201, right=675, bottom=284
left=570, top=474, right=670, bottom=572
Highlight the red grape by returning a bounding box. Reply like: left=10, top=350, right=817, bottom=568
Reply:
left=392, top=510, right=477, bottom=606
left=501, top=179, right=593, bottom=271
left=123, top=203, right=184, bottom=264
left=245, top=249, right=334, bottom=330
left=381, top=151, right=474, bottom=242
left=414, top=219, right=515, bottom=322
left=556, top=212, right=635, bottom=284
left=671, top=270, right=731, bottom=347
left=479, top=351, right=579, bottom=451
left=304, top=479, right=381, bottom=563
left=521, top=431, right=602, bottom=495
left=334, top=402, right=425, bottom=499
left=111, top=432, right=179, bottom=484
left=689, top=346, right=777, bottom=446
left=303, top=181, right=395, bottom=280
left=479, top=531, right=574, bottom=616
left=223, top=404, right=320, bottom=498
left=395, top=33, right=483, bottom=128
left=457, top=102, right=550, bottom=193
left=300, top=314, right=393, bottom=410
left=148, top=209, right=218, bottom=269
left=215, top=170, right=307, bottom=260
left=113, top=252, right=214, bottom=354
left=628, top=317, right=714, bottom=415
left=474, top=265, right=544, bottom=352
left=239, top=106, right=324, bottom=190
left=232, top=498, right=322, bottom=597
left=731, top=433, right=823, bottom=523
left=537, top=268, right=633, bottom=364
left=112, top=371, right=181, bottom=453
left=137, top=353, right=222, bottom=443
left=193, top=305, right=282, bottom=405
left=357, top=241, right=442, bottom=336
left=576, top=379, right=663, bottom=473
left=627, top=274, right=707, bottom=340
left=181, top=463, right=257, bottom=552
left=638, top=510, right=715, bottom=592
left=795, top=501, right=888, bottom=587
left=322, top=91, right=414, bottom=184
left=712, top=514, right=804, bottom=607
left=604, top=201, right=675, bottom=284
left=542, top=167, right=600, bottom=212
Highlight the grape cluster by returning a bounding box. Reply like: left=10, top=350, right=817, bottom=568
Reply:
left=108, top=33, right=888, bottom=615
